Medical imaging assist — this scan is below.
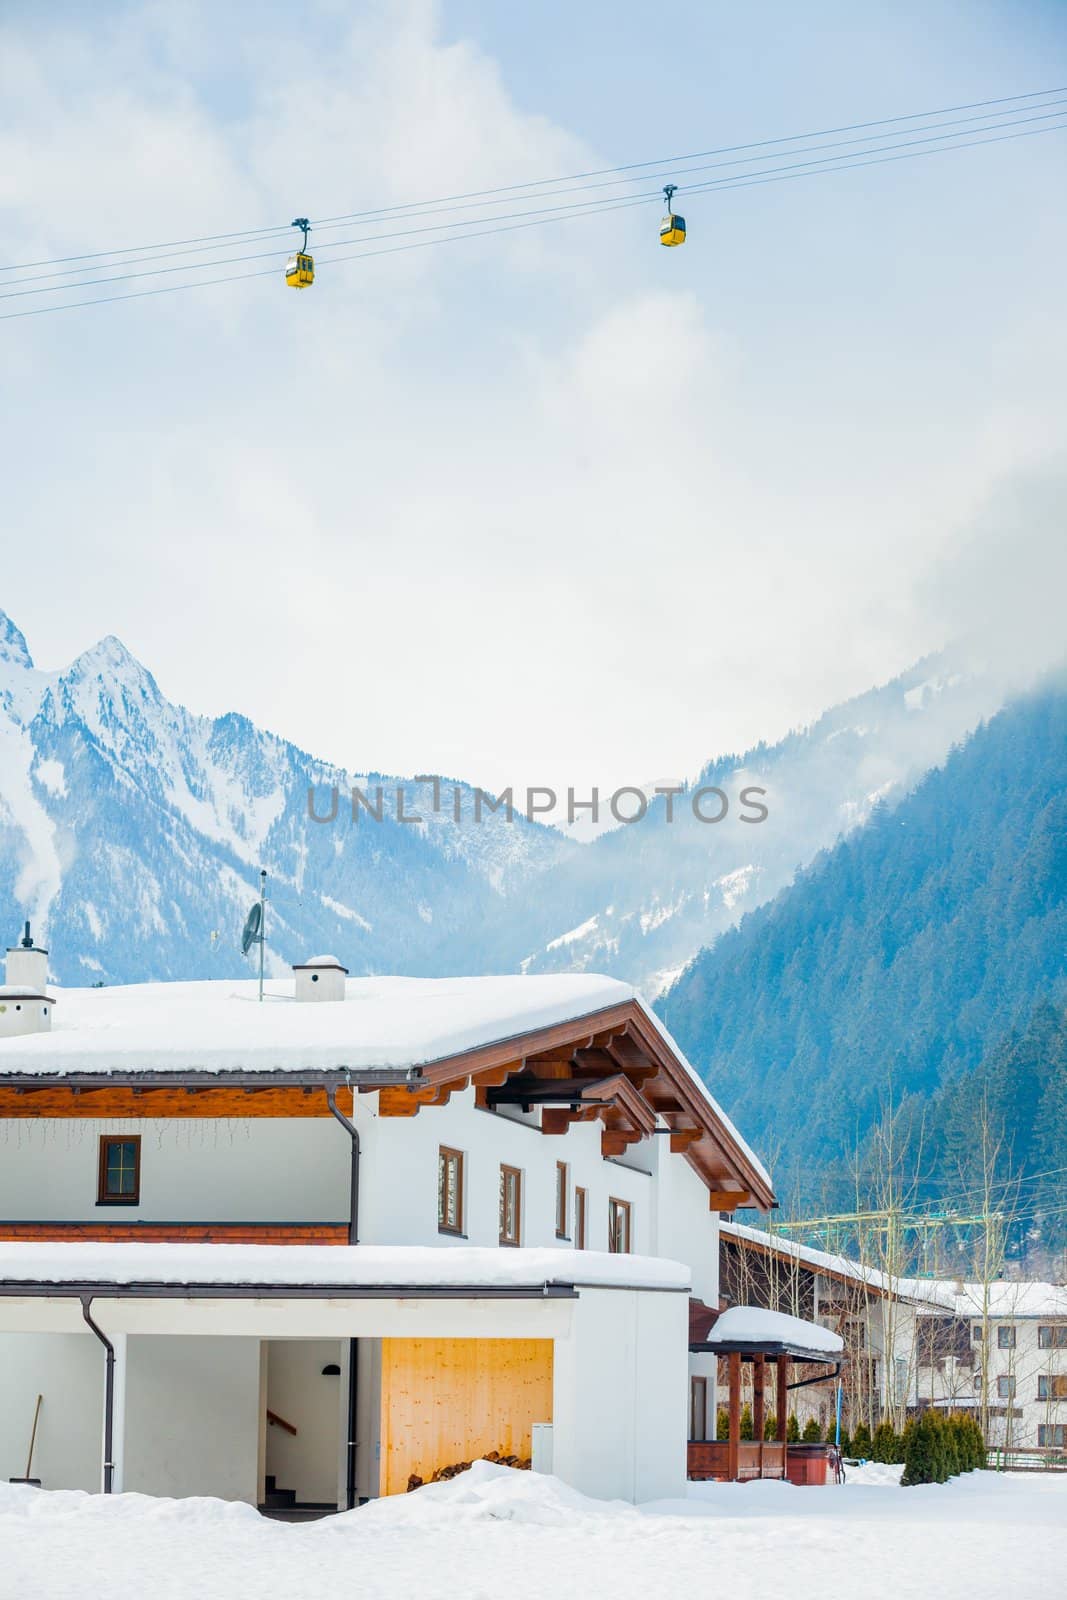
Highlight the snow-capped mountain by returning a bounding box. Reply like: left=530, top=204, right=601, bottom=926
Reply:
left=501, top=652, right=1014, bottom=993
left=0, top=608, right=1014, bottom=991
left=0, top=612, right=572, bottom=984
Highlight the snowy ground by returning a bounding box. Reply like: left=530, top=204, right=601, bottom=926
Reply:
left=1, top=1462, right=1063, bottom=1600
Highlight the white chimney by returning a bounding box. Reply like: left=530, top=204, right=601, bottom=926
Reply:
left=292, top=954, right=348, bottom=1002
left=0, top=922, right=55, bottom=1036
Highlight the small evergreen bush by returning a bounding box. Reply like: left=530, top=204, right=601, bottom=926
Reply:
left=716, top=1406, right=729, bottom=1441
left=740, top=1403, right=754, bottom=1441
left=900, top=1409, right=986, bottom=1485
left=801, top=1416, right=822, bottom=1443
left=871, top=1419, right=902, bottom=1463
left=786, top=1413, right=800, bottom=1443
left=764, top=1412, right=778, bottom=1441
left=851, top=1420, right=873, bottom=1458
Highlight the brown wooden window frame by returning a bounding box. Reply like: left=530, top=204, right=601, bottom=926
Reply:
left=608, top=1195, right=632, bottom=1254
left=690, top=1375, right=708, bottom=1442
left=97, top=1134, right=141, bottom=1206
left=1039, top=1422, right=1067, bottom=1449
left=1037, top=1375, right=1067, bottom=1401
left=997, top=1325, right=1016, bottom=1349
left=555, top=1161, right=569, bottom=1239
left=437, top=1146, right=465, bottom=1236
left=1038, top=1325, right=1067, bottom=1350
left=574, top=1186, right=587, bottom=1250
left=499, top=1164, right=522, bottom=1247
left=997, top=1374, right=1016, bottom=1399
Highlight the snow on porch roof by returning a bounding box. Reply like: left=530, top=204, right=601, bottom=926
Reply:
left=0, top=1241, right=691, bottom=1296
left=699, top=1305, right=844, bottom=1358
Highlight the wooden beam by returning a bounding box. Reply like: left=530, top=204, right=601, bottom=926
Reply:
left=377, top=1085, right=453, bottom=1118
left=707, top=1189, right=747, bottom=1212
left=727, top=1350, right=741, bottom=1483
left=777, top=1355, right=789, bottom=1442
left=0, top=1085, right=356, bottom=1119
left=753, top=1353, right=766, bottom=1452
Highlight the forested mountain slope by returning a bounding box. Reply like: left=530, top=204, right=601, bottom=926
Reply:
left=658, top=681, right=1067, bottom=1213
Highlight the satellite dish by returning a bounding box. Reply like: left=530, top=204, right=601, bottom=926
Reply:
left=241, top=901, right=263, bottom=956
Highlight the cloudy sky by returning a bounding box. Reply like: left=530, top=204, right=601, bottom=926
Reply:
left=2, top=0, right=1065, bottom=799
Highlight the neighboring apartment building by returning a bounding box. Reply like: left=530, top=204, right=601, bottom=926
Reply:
left=0, top=932, right=776, bottom=1509
left=910, top=1280, right=1067, bottom=1452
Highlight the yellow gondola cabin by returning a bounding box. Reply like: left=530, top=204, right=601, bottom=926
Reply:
left=285, top=251, right=314, bottom=288
left=659, top=183, right=686, bottom=247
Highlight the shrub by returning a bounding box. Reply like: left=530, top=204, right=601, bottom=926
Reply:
left=851, top=1420, right=873, bottom=1458
left=901, top=1411, right=943, bottom=1486
left=871, top=1419, right=903, bottom=1463
left=786, top=1413, right=800, bottom=1443
left=716, top=1406, right=729, bottom=1441
left=801, top=1416, right=823, bottom=1443
left=764, top=1412, right=778, bottom=1441
left=901, top=1409, right=980, bottom=1485
left=740, top=1403, right=754, bottom=1441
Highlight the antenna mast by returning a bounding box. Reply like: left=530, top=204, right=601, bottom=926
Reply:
left=258, top=869, right=267, bottom=1003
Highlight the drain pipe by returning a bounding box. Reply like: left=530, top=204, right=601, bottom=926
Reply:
left=80, top=1296, right=114, bottom=1494
left=324, top=1085, right=360, bottom=1509
left=324, top=1085, right=360, bottom=1245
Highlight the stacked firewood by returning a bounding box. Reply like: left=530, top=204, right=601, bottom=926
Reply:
left=406, top=1449, right=533, bottom=1491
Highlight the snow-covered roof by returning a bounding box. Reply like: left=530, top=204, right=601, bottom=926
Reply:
left=0, top=972, right=771, bottom=1193
left=704, top=1304, right=844, bottom=1355
left=720, top=1220, right=945, bottom=1306
left=0, top=1241, right=691, bottom=1294
left=897, top=1279, right=1067, bottom=1320
left=0, top=974, right=634, bottom=1075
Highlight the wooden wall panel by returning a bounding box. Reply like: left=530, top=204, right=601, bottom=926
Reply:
left=0, top=1086, right=355, bottom=1119
left=0, top=1222, right=349, bottom=1244
left=379, top=1337, right=553, bottom=1496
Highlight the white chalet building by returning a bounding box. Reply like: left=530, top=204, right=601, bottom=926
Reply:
left=0, top=937, right=777, bottom=1509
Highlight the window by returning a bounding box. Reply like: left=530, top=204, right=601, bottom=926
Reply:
left=689, top=1376, right=708, bottom=1442
left=1039, top=1326, right=1067, bottom=1350
left=438, top=1147, right=464, bottom=1235
left=97, top=1136, right=140, bottom=1205
left=1038, top=1424, right=1067, bottom=1449
left=608, top=1196, right=632, bottom=1254
left=555, top=1162, right=568, bottom=1239
left=997, top=1376, right=1016, bottom=1399
left=997, top=1325, right=1016, bottom=1350
left=499, top=1165, right=522, bottom=1246
left=574, top=1186, right=587, bottom=1250
left=1037, top=1375, right=1067, bottom=1401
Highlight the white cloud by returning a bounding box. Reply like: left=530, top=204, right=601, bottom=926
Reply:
left=2, top=1, right=1065, bottom=801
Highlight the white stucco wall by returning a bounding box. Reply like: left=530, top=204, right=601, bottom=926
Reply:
left=551, top=1286, right=689, bottom=1503
left=0, top=1119, right=350, bottom=1223
left=123, top=1335, right=262, bottom=1502
left=0, top=1332, right=103, bottom=1490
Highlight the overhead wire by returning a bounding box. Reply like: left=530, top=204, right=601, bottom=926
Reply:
left=2, top=83, right=1064, bottom=277
left=7, top=96, right=1066, bottom=292
left=2, top=101, right=1064, bottom=322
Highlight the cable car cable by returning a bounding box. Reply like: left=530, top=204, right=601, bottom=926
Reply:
left=2, top=114, right=1063, bottom=322
left=4, top=103, right=1063, bottom=304
left=14, top=94, right=1063, bottom=292
left=1, top=83, right=1063, bottom=275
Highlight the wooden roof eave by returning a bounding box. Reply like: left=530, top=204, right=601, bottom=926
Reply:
left=409, top=999, right=775, bottom=1211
